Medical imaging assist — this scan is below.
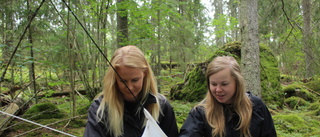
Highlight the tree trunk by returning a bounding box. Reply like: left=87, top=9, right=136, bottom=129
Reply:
left=27, top=0, right=37, bottom=103
left=116, top=0, right=129, bottom=47
left=302, top=0, right=313, bottom=78
left=0, top=98, right=25, bottom=136
left=214, top=0, right=225, bottom=46
left=66, top=0, right=76, bottom=117
left=240, top=0, right=261, bottom=97
left=228, top=0, right=239, bottom=41
left=156, top=0, right=162, bottom=93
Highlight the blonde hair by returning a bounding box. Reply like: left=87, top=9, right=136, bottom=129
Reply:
left=200, top=56, right=252, bottom=137
left=96, top=45, right=160, bottom=137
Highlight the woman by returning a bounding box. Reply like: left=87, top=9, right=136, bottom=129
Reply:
left=84, top=45, right=178, bottom=137
left=179, top=56, right=276, bottom=137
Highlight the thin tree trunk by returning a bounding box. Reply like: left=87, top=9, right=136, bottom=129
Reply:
left=240, top=0, right=261, bottom=97
left=27, top=0, right=37, bottom=103
left=302, top=0, right=313, bottom=78
left=214, top=0, right=225, bottom=46
left=156, top=0, right=162, bottom=93
left=67, top=0, right=76, bottom=117
left=117, top=0, right=128, bottom=47
left=228, top=0, right=239, bottom=41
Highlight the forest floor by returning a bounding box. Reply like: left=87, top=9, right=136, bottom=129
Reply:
left=1, top=71, right=320, bottom=137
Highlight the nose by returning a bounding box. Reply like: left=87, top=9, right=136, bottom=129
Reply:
left=126, top=82, right=134, bottom=91
left=215, top=85, right=222, bottom=92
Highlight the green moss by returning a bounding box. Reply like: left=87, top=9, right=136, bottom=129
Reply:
left=170, top=41, right=282, bottom=105
left=68, top=119, right=86, bottom=128
left=283, top=83, right=317, bottom=102
left=313, top=108, right=320, bottom=115
left=259, top=45, right=283, bottom=107
left=77, top=101, right=91, bottom=115
left=170, top=100, right=198, bottom=129
left=283, top=84, right=302, bottom=96
left=304, top=79, right=320, bottom=95
left=308, top=101, right=320, bottom=110
left=284, top=96, right=309, bottom=109
left=280, top=74, right=294, bottom=83
left=24, top=102, right=64, bottom=120
left=273, top=114, right=309, bottom=134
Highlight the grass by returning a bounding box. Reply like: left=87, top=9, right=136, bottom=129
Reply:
left=1, top=69, right=320, bottom=137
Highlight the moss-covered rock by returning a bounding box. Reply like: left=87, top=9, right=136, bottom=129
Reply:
left=313, top=108, right=320, bottom=116
left=273, top=114, right=309, bottom=134
left=284, top=96, right=309, bottom=109
left=170, top=49, right=235, bottom=101
left=304, top=78, right=320, bottom=95
left=308, top=101, right=320, bottom=111
left=24, top=102, right=64, bottom=120
left=283, top=83, right=317, bottom=102
left=259, top=45, right=282, bottom=107
left=170, top=41, right=282, bottom=106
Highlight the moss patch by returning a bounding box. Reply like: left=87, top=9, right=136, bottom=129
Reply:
left=304, top=78, right=320, bottom=95
left=170, top=41, right=282, bottom=105
left=283, top=83, right=317, bottom=102
left=273, top=114, right=309, bottom=134
left=259, top=45, right=282, bottom=107
left=284, top=96, right=309, bottom=109
left=23, top=102, right=64, bottom=120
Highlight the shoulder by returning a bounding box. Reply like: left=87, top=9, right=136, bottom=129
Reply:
left=247, top=92, right=264, bottom=107
left=88, top=96, right=103, bottom=113
left=246, top=92, right=270, bottom=114
left=188, top=105, right=206, bottom=117
left=156, top=94, right=171, bottom=106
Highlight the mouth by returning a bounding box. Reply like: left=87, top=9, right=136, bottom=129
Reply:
left=216, top=94, right=225, bottom=98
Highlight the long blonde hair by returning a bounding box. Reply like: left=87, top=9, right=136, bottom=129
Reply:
left=96, top=45, right=160, bottom=137
left=200, top=56, right=252, bottom=137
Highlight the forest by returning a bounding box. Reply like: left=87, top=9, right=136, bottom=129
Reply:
left=0, top=0, right=320, bottom=136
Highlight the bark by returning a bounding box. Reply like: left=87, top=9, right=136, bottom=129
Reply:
left=27, top=0, right=37, bottom=103
left=214, top=0, right=225, bottom=46
left=116, top=0, right=129, bottom=47
left=240, top=0, right=261, bottom=97
left=228, top=0, right=239, bottom=41
left=0, top=98, right=25, bottom=136
left=302, top=0, right=313, bottom=78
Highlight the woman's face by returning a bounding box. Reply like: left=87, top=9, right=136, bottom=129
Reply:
left=116, top=65, right=146, bottom=102
left=209, top=68, right=236, bottom=104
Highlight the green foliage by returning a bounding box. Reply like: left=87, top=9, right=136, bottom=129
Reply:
left=283, top=83, right=317, bottom=102
left=280, top=74, right=295, bottom=83
left=67, top=119, right=87, bottom=128
left=170, top=41, right=282, bottom=105
left=304, top=78, right=320, bottom=95
left=24, top=102, right=64, bottom=120
left=174, top=65, right=207, bottom=102
left=273, top=114, right=309, bottom=134
left=259, top=44, right=283, bottom=107
left=77, top=101, right=91, bottom=115
left=313, top=108, right=320, bottom=116
left=308, top=101, right=320, bottom=111
left=284, top=96, right=308, bottom=109
left=158, top=69, right=184, bottom=95
left=170, top=100, right=198, bottom=129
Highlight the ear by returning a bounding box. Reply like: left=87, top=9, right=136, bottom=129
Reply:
left=143, top=71, right=147, bottom=78
left=142, top=69, right=147, bottom=78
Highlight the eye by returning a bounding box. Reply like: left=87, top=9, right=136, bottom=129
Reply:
left=132, top=78, right=140, bottom=82
left=211, top=83, right=217, bottom=86
left=222, top=83, right=228, bottom=86
left=119, top=79, right=127, bottom=83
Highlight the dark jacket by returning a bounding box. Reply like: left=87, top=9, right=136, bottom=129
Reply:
left=84, top=94, right=178, bottom=137
left=179, top=92, right=277, bottom=137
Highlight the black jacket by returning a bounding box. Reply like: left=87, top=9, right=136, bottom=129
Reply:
left=179, top=92, right=277, bottom=137
left=84, top=94, right=178, bottom=137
